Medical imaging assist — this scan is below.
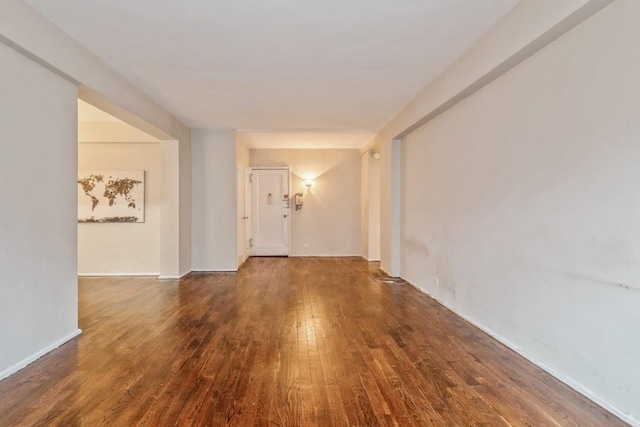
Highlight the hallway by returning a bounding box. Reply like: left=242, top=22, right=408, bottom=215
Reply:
left=0, top=258, right=625, bottom=426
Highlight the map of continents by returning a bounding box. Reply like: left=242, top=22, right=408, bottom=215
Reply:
left=78, top=170, right=145, bottom=223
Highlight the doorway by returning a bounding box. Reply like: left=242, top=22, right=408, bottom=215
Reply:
left=250, top=168, right=291, bottom=256
left=77, top=99, right=164, bottom=276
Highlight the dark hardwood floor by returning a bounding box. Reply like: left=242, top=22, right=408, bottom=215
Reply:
left=0, top=257, right=626, bottom=426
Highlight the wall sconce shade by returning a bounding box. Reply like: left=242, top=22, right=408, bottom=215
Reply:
left=305, top=179, right=313, bottom=188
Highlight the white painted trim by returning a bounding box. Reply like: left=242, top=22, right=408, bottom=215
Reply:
left=238, top=127, right=380, bottom=133
left=401, top=279, right=639, bottom=427
left=158, top=270, right=192, bottom=279
left=78, top=273, right=159, bottom=277
left=0, top=329, right=82, bottom=381
left=191, top=268, right=238, bottom=273
left=289, top=254, right=363, bottom=258
left=250, top=167, right=292, bottom=171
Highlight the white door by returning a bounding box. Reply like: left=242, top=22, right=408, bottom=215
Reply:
left=251, top=168, right=290, bottom=256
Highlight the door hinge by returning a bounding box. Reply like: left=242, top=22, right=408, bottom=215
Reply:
left=249, top=174, right=253, bottom=183
left=249, top=238, right=254, bottom=247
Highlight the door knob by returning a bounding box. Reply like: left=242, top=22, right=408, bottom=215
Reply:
left=284, top=214, right=288, bottom=218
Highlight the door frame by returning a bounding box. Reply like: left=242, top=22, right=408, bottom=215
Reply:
left=236, top=162, right=247, bottom=268
left=250, top=167, right=291, bottom=257
left=243, top=167, right=252, bottom=263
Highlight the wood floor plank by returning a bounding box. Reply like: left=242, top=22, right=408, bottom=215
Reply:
left=0, top=257, right=629, bottom=426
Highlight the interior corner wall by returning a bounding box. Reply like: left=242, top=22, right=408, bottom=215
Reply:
left=78, top=143, right=162, bottom=275
left=235, top=134, right=251, bottom=267
left=178, top=134, right=192, bottom=276
left=236, top=133, right=251, bottom=168
left=250, top=149, right=361, bottom=257
left=360, top=152, right=370, bottom=259
left=191, top=129, right=237, bottom=271
left=367, top=152, right=381, bottom=261
left=378, top=135, right=394, bottom=273
left=0, top=42, right=80, bottom=377
left=398, top=0, right=640, bottom=423
left=361, top=149, right=381, bottom=261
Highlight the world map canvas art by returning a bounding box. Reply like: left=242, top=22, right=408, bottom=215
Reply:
left=78, top=170, right=145, bottom=223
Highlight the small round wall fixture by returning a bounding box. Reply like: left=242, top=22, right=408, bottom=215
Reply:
left=372, top=152, right=381, bottom=160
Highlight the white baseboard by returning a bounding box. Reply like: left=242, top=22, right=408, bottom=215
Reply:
left=78, top=272, right=159, bottom=277
left=401, top=279, right=638, bottom=427
left=288, top=254, right=362, bottom=258
left=191, top=268, right=238, bottom=273
left=158, top=270, right=192, bottom=279
left=0, top=329, right=82, bottom=381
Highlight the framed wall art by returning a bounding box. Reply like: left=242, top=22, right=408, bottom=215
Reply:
left=78, top=170, right=145, bottom=223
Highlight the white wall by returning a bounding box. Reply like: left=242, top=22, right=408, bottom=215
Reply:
left=191, top=129, right=238, bottom=271
left=0, top=0, right=191, bottom=381
left=367, top=151, right=381, bottom=261
left=78, top=142, right=162, bottom=275
left=178, top=131, right=192, bottom=276
left=360, top=150, right=381, bottom=261
left=378, top=0, right=615, bottom=276
left=78, top=121, right=160, bottom=143
left=236, top=135, right=250, bottom=167
left=236, top=136, right=251, bottom=266
left=0, top=0, right=192, bottom=279
left=388, top=0, right=639, bottom=424
left=361, top=152, right=370, bottom=258
left=0, top=42, right=80, bottom=378
left=251, top=149, right=361, bottom=256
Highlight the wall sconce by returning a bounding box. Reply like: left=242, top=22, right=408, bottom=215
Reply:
left=305, top=179, right=314, bottom=188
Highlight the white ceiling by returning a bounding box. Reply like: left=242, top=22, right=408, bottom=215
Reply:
left=28, top=0, right=518, bottom=137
